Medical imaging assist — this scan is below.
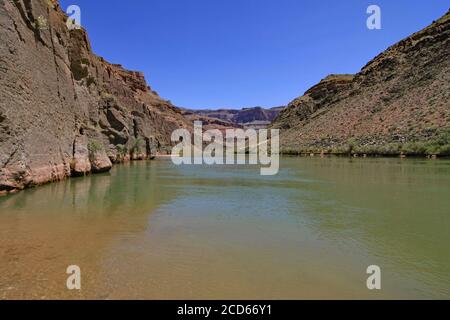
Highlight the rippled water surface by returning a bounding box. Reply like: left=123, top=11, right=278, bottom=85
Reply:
left=0, top=157, right=449, bottom=299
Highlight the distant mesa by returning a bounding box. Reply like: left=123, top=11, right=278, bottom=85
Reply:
left=182, top=106, right=284, bottom=129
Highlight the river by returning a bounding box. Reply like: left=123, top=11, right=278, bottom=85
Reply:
left=0, top=157, right=449, bottom=299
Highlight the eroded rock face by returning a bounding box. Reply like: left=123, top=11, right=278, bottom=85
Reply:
left=0, top=0, right=190, bottom=193
left=71, top=135, right=91, bottom=176
left=271, top=11, right=450, bottom=153
left=90, top=150, right=113, bottom=174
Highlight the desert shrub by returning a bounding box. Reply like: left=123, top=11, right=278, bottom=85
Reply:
left=421, top=129, right=450, bottom=156
left=71, top=61, right=88, bottom=80
left=46, top=0, right=56, bottom=9
left=378, top=143, right=401, bottom=155
left=402, top=142, right=427, bottom=156
left=130, top=138, right=145, bottom=154
left=116, top=145, right=128, bottom=156
left=330, top=146, right=348, bottom=155
left=346, top=138, right=357, bottom=154
left=34, top=16, right=48, bottom=30
left=86, top=76, right=96, bottom=87
left=437, top=129, right=450, bottom=144
left=115, top=145, right=129, bottom=162
left=100, top=91, right=115, bottom=103
left=437, top=144, right=450, bottom=156
left=425, top=144, right=440, bottom=156
left=354, top=145, right=379, bottom=156
left=399, top=129, right=450, bottom=156
left=88, top=140, right=103, bottom=160
left=281, top=148, right=300, bottom=155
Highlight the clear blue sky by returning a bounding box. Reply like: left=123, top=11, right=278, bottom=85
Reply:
left=59, top=0, right=448, bottom=109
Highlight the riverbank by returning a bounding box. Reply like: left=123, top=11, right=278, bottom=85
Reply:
left=281, top=150, right=450, bottom=159
left=0, top=155, right=158, bottom=196
left=280, top=130, right=450, bottom=158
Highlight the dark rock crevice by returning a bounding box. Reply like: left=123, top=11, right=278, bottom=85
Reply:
left=11, top=0, right=47, bottom=47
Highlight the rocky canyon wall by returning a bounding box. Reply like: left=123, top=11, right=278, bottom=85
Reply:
left=272, top=10, right=450, bottom=155
left=0, top=0, right=190, bottom=193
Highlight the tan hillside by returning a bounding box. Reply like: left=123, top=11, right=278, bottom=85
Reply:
left=272, top=10, right=450, bottom=156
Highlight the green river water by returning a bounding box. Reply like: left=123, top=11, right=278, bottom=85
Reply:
left=0, top=157, right=449, bottom=299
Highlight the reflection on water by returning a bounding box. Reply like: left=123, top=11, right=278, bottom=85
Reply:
left=0, top=158, right=449, bottom=299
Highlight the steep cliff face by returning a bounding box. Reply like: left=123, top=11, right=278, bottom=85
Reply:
left=0, top=0, right=190, bottom=193
left=272, top=11, right=450, bottom=155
